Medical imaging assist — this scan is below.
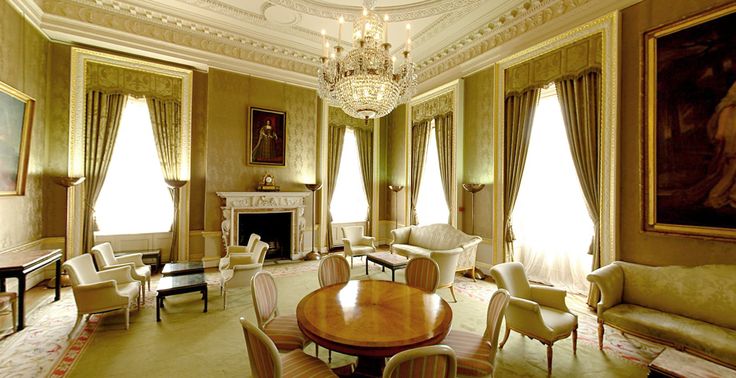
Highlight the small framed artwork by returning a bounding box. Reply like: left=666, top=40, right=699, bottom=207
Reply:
left=248, top=107, right=286, bottom=166
left=644, top=3, right=736, bottom=239
left=0, top=80, right=35, bottom=196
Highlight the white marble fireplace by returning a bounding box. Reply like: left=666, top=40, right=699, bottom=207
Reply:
left=216, top=192, right=309, bottom=260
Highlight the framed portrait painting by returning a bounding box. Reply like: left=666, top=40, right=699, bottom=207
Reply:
left=645, top=4, right=736, bottom=239
left=248, top=107, right=285, bottom=166
left=0, top=80, right=35, bottom=196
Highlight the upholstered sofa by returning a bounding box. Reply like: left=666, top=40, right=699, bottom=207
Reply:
left=587, top=262, right=736, bottom=368
left=390, top=224, right=482, bottom=277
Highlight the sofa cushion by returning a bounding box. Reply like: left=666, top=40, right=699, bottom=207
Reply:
left=408, top=224, right=473, bottom=250
left=616, top=262, right=736, bottom=329
left=392, top=244, right=430, bottom=258
left=603, top=304, right=736, bottom=367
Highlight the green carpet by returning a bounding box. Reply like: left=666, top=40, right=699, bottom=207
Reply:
left=68, top=260, right=648, bottom=377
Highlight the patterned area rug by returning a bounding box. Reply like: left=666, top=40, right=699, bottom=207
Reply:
left=0, top=258, right=664, bottom=377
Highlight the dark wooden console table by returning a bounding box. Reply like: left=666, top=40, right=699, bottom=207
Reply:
left=0, top=249, right=62, bottom=330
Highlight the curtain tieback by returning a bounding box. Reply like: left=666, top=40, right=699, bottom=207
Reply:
left=504, top=222, right=516, bottom=242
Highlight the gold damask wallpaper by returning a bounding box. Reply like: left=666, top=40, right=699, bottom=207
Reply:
left=189, top=71, right=208, bottom=230
left=0, top=2, right=50, bottom=250
left=203, top=69, right=318, bottom=231
left=462, top=67, right=494, bottom=239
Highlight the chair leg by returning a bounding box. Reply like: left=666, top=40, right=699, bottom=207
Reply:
left=546, top=344, right=553, bottom=375
left=137, top=294, right=141, bottom=311
left=125, top=307, right=130, bottom=330
left=573, top=325, right=578, bottom=355
left=499, top=326, right=511, bottom=349
left=471, top=267, right=477, bottom=282
left=449, top=286, right=457, bottom=303
left=597, top=319, right=604, bottom=350
left=141, top=284, right=146, bottom=302
left=350, top=256, right=354, bottom=268
left=328, top=349, right=332, bottom=363
left=68, top=313, right=83, bottom=339
left=223, top=289, right=228, bottom=309
left=315, top=344, right=319, bottom=358
left=148, top=277, right=151, bottom=291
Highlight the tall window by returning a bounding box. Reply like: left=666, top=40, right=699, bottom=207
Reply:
left=330, top=128, right=369, bottom=223
left=95, top=96, right=174, bottom=234
left=416, top=121, right=449, bottom=225
left=513, top=85, right=593, bottom=294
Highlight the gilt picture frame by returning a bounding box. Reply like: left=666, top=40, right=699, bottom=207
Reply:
left=0, top=80, right=35, bottom=196
left=248, top=107, right=286, bottom=166
left=645, top=3, right=736, bottom=239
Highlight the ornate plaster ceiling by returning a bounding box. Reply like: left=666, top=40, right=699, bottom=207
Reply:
left=13, top=0, right=637, bottom=90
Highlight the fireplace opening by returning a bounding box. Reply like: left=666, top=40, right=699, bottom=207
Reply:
left=238, top=212, right=292, bottom=260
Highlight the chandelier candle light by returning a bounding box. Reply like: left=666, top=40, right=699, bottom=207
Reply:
left=318, top=1, right=417, bottom=121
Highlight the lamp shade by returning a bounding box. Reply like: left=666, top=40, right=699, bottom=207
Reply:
left=462, top=183, right=485, bottom=193
left=305, top=183, right=323, bottom=192
left=388, top=185, right=404, bottom=192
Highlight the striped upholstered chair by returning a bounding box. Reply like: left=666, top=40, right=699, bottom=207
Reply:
left=383, top=345, right=457, bottom=378
left=405, top=256, right=440, bottom=293
left=240, top=318, right=336, bottom=378
left=317, top=254, right=351, bottom=287
left=442, top=289, right=510, bottom=376
left=251, top=271, right=310, bottom=352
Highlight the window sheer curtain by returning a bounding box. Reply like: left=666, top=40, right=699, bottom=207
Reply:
left=434, top=112, right=454, bottom=221
left=513, top=87, right=593, bottom=294
left=82, top=91, right=127, bottom=255
left=330, top=128, right=369, bottom=223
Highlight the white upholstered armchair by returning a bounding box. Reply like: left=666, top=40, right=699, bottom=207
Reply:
left=63, top=254, right=140, bottom=337
left=490, top=262, right=577, bottom=374
left=342, top=225, right=376, bottom=268
left=221, top=233, right=261, bottom=269
left=91, top=242, right=151, bottom=301
left=220, top=240, right=269, bottom=308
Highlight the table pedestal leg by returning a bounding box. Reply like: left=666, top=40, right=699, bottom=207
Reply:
left=55, top=260, right=61, bottom=301
left=353, top=356, right=385, bottom=378
left=17, top=274, right=26, bottom=330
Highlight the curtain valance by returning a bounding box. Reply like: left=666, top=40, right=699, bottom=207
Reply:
left=411, top=92, right=454, bottom=123
left=505, top=34, right=602, bottom=96
left=86, top=62, right=182, bottom=102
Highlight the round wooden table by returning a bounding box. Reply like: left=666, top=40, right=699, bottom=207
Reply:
left=297, top=280, right=453, bottom=376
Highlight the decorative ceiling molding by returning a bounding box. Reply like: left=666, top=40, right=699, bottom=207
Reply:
left=415, top=0, right=592, bottom=82
left=268, top=0, right=484, bottom=22
left=42, top=0, right=321, bottom=75
left=18, top=0, right=633, bottom=90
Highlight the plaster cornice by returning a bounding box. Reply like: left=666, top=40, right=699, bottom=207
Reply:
left=268, top=0, right=484, bottom=22
left=16, top=0, right=633, bottom=89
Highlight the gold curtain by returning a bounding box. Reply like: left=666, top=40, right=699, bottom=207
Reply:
left=434, top=112, right=454, bottom=222
left=146, top=96, right=185, bottom=262
left=327, top=125, right=346, bottom=248
left=503, top=88, right=541, bottom=262
left=354, top=128, right=373, bottom=233
left=82, top=91, right=128, bottom=255
left=555, top=71, right=601, bottom=307
left=410, top=121, right=431, bottom=224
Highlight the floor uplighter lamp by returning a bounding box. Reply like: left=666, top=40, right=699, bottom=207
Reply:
left=388, top=185, right=404, bottom=230
left=47, top=176, right=86, bottom=288
left=304, top=183, right=322, bottom=261
left=462, top=183, right=485, bottom=279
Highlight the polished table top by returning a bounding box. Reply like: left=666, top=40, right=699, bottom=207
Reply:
left=0, top=249, right=62, bottom=271
left=296, top=280, right=453, bottom=357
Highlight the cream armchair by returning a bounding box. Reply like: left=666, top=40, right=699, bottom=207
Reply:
left=220, top=233, right=261, bottom=269
left=220, top=240, right=269, bottom=308
left=490, top=262, right=577, bottom=375
left=342, top=226, right=376, bottom=268
left=91, top=242, right=151, bottom=301
left=431, top=250, right=462, bottom=302
left=63, top=254, right=140, bottom=337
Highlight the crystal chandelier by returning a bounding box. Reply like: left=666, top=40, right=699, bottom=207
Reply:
left=317, top=1, right=416, bottom=121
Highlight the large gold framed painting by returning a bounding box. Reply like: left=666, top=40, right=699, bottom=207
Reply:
left=645, top=4, right=736, bottom=239
left=248, top=107, right=286, bottom=166
left=0, top=80, right=35, bottom=196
